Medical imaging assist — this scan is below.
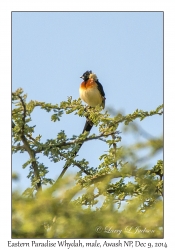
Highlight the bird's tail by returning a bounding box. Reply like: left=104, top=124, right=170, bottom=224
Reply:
left=82, top=118, right=94, bottom=133
left=72, top=118, right=93, bottom=157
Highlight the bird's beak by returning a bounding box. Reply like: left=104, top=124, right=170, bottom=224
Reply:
left=80, top=76, right=83, bottom=79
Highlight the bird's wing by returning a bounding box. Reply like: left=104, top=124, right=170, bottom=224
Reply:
left=96, top=80, right=105, bottom=97
left=96, top=79, right=105, bottom=108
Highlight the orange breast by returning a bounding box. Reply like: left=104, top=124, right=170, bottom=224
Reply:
left=79, top=79, right=103, bottom=107
left=80, top=78, right=96, bottom=90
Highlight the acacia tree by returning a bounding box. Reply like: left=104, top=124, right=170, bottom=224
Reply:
left=12, top=88, right=163, bottom=238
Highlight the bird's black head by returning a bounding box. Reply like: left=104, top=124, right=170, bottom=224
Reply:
left=80, top=70, right=92, bottom=81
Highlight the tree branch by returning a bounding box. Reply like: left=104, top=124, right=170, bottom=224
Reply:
left=56, top=131, right=121, bottom=179
left=17, top=95, right=42, bottom=192
left=17, top=94, right=26, bottom=135
left=34, top=131, right=120, bottom=154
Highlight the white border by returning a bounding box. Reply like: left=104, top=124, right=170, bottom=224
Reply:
left=1, top=0, right=174, bottom=249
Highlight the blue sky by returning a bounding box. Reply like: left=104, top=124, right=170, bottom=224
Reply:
left=12, top=12, right=163, bottom=191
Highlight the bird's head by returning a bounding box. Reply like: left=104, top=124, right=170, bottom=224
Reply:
left=80, top=70, right=92, bottom=81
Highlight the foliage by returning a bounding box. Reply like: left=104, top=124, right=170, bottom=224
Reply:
left=12, top=88, right=163, bottom=238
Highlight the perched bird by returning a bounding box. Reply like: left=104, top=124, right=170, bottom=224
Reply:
left=71, top=70, right=105, bottom=157
left=79, top=70, right=105, bottom=133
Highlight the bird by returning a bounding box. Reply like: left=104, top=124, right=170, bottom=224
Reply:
left=79, top=70, right=105, bottom=133
left=71, top=70, right=105, bottom=158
